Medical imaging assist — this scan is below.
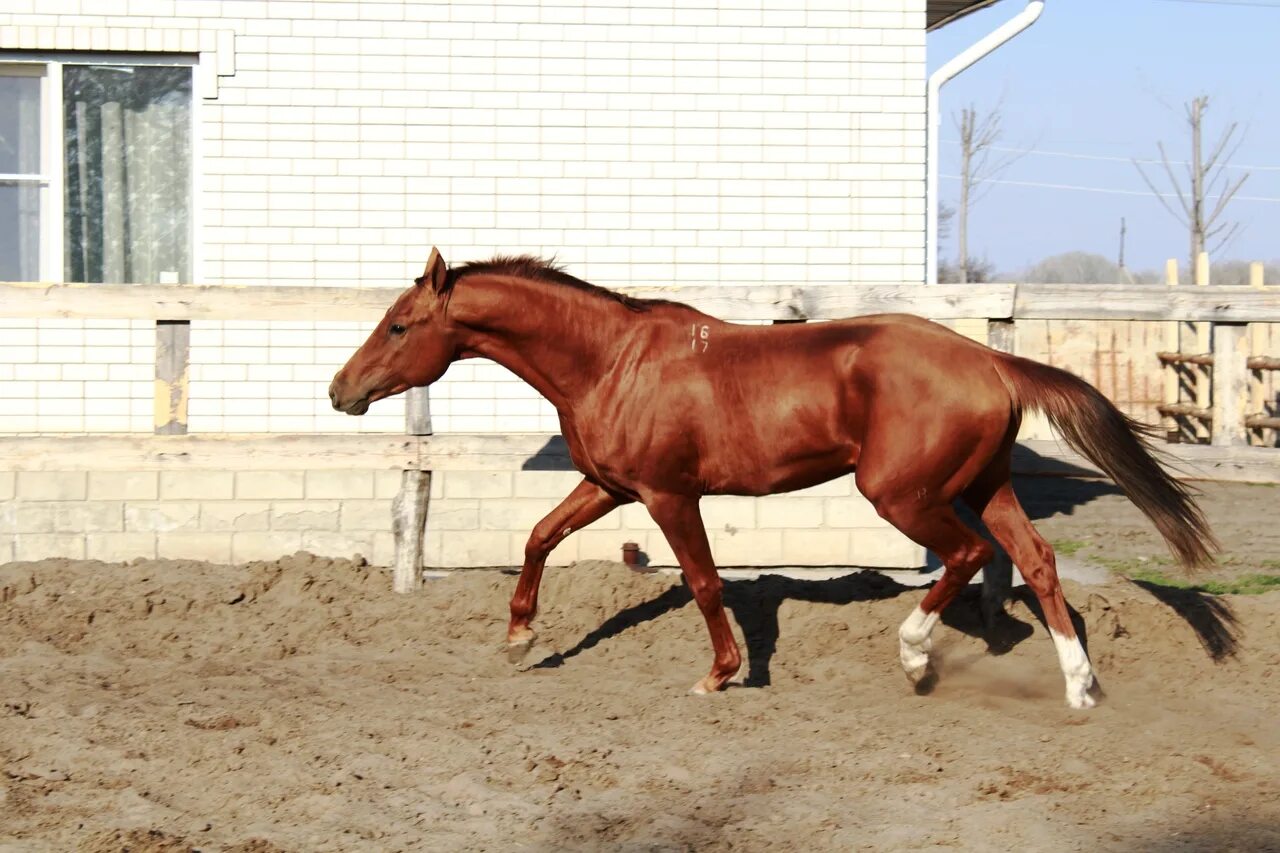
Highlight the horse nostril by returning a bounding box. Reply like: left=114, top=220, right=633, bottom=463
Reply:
left=328, top=382, right=340, bottom=407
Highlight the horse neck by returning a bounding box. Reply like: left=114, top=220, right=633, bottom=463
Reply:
left=452, top=275, right=630, bottom=411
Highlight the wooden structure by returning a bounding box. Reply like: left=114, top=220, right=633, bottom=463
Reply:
left=3, top=279, right=1280, bottom=599
left=1157, top=256, right=1279, bottom=447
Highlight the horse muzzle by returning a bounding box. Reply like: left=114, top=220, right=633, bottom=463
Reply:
left=328, top=377, right=371, bottom=416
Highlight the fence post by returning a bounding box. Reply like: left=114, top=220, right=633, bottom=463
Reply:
left=392, top=386, right=432, bottom=593
left=1249, top=262, right=1267, bottom=446
left=1162, top=260, right=1182, bottom=440
left=1189, top=252, right=1212, bottom=441
left=1211, top=322, right=1249, bottom=447
left=154, top=320, right=190, bottom=434
left=981, top=318, right=1015, bottom=628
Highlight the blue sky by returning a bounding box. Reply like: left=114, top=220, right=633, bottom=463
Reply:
left=927, top=0, right=1279, bottom=275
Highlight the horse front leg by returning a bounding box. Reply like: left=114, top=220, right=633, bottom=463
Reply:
left=507, top=478, right=621, bottom=662
left=646, top=494, right=741, bottom=694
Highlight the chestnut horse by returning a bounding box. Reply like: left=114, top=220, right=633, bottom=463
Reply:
left=330, top=249, right=1215, bottom=709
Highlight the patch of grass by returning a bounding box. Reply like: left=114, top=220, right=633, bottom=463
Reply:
left=1126, top=568, right=1280, bottom=597
left=1052, top=539, right=1088, bottom=557
left=1096, top=556, right=1172, bottom=576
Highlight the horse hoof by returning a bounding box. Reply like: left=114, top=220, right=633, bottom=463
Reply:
left=906, top=662, right=938, bottom=695
left=506, top=637, right=534, bottom=664
left=689, top=675, right=726, bottom=695
left=1066, top=690, right=1097, bottom=710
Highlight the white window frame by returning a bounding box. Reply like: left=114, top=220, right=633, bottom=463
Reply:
left=0, top=52, right=200, bottom=284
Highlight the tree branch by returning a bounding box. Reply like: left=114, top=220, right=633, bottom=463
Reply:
left=1134, top=159, right=1189, bottom=224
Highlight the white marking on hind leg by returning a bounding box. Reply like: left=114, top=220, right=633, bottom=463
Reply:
left=899, top=606, right=940, bottom=684
left=1050, top=628, right=1096, bottom=709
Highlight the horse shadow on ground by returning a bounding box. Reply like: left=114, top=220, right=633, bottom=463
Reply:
left=534, top=571, right=1088, bottom=690
left=1127, top=579, right=1240, bottom=661
left=534, top=566, right=1239, bottom=688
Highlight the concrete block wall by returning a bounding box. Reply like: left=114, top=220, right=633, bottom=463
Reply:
left=0, top=0, right=928, bottom=435
left=0, top=468, right=925, bottom=569
left=0, top=469, right=400, bottom=566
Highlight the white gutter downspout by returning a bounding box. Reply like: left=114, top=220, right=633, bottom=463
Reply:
left=926, top=0, right=1045, bottom=284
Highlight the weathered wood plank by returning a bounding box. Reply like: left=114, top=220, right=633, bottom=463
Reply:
left=0, top=433, right=565, bottom=473
left=0, top=434, right=423, bottom=471
left=0, top=281, right=404, bottom=321
left=1013, top=284, right=1280, bottom=323
left=1011, top=439, right=1280, bottom=484
left=0, top=281, right=1016, bottom=323
left=4, top=433, right=1276, bottom=483
left=5, top=280, right=1280, bottom=324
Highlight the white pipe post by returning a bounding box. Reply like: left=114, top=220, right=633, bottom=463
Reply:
left=926, top=1, right=1045, bottom=285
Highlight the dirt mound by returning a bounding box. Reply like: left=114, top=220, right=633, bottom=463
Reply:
left=2, top=555, right=1278, bottom=851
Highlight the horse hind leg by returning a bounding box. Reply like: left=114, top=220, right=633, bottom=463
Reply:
left=977, top=481, right=1097, bottom=709
left=859, top=482, right=994, bottom=691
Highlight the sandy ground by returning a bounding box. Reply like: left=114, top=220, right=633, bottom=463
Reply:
left=1, top=478, right=1278, bottom=852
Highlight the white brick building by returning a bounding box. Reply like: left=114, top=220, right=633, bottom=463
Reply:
left=0, top=1, right=995, bottom=567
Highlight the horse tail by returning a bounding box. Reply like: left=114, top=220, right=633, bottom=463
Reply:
left=994, top=354, right=1217, bottom=570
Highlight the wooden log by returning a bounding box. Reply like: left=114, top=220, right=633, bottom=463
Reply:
left=1211, top=323, right=1249, bottom=447
left=391, top=386, right=434, bottom=593
left=1157, top=351, right=1214, bottom=367
left=1247, top=356, right=1280, bottom=371
left=391, top=470, right=431, bottom=593
left=1245, top=414, right=1280, bottom=430
left=154, top=320, right=190, bottom=435
left=1157, top=403, right=1211, bottom=421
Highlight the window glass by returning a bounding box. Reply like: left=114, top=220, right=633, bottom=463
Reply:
left=63, top=64, right=192, bottom=284
left=0, top=71, right=42, bottom=281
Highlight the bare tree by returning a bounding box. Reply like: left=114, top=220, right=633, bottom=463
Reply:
left=1134, top=95, right=1250, bottom=276
left=954, top=103, right=1020, bottom=284
left=938, top=201, right=955, bottom=242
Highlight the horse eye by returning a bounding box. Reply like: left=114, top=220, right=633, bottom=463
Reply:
left=389, top=324, right=406, bottom=336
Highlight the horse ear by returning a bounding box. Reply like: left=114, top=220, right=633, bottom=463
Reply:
left=421, top=247, right=447, bottom=293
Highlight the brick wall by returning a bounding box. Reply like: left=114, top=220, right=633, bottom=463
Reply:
left=0, top=0, right=927, bottom=434
left=0, top=468, right=924, bottom=569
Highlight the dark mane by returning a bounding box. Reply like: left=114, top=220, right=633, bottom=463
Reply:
left=446, top=255, right=670, bottom=313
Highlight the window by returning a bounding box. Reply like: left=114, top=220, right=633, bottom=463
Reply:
left=0, top=66, right=42, bottom=281
left=0, top=57, right=193, bottom=284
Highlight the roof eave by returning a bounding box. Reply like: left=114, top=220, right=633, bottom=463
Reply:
left=927, top=0, right=1003, bottom=32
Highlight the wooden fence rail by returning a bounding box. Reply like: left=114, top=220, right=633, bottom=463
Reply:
left=3, top=279, right=1280, bottom=594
